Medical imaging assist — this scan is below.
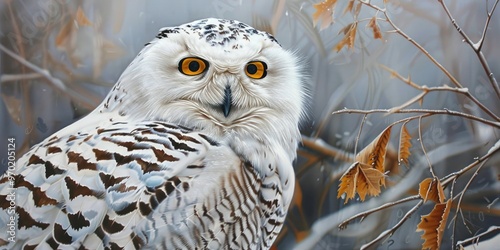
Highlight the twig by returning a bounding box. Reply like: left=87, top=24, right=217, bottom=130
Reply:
left=380, top=65, right=499, bottom=121
left=457, top=226, right=500, bottom=248
left=451, top=159, right=489, bottom=247
left=0, top=43, right=96, bottom=109
left=0, top=73, right=43, bottom=83
left=418, top=116, right=436, bottom=177
left=301, top=136, right=354, bottom=162
left=332, top=108, right=500, bottom=128
left=338, top=195, right=421, bottom=230
left=440, top=139, right=500, bottom=187
left=354, top=114, right=368, bottom=156
left=360, top=1, right=463, bottom=89
left=438, top=0, right=500, bottom=98
left=360, top=200, right=424, bottom=250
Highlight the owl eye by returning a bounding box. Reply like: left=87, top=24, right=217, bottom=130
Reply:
left=178, top=57, right=208, bottom=76
left=245, top=61, right=267, bottom=79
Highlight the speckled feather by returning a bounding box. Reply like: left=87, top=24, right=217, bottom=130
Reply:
left=0, top=18, right=306, bottom=249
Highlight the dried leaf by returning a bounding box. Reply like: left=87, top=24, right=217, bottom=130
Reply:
left=55, top=20, right=74, bottom=47
left=398, top=124, right=412, bottom=165
left=355, top=126, right=392, bottom=174
left=313, top=0, right=338, bottom=30
left=337, top=162, right=385, bottom=203
left=417, top=199, right=452, bottom=250
left=343, top=0, right=355, bottom=15
left=418, top=178, right=445, bottom=203
left=354, top=2, right=363, bottom=17
left=334, top=22, right=358, bottom=52
left=1, top=92, right=23, bottom=125
left=76, top=6, right=92, bottom=26
left=367, top=16, right=382, bottom=39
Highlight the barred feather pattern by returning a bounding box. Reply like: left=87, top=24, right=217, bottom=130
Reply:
left=0, top=120, right=285, bottom=249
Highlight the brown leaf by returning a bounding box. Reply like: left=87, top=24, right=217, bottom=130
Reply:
left=334, top=22, right=358, bottom=52
left=1, top=92, right=23, bottom=125
left=313, top=0, right=338, bottom=30
left=76, top=6, right=92, bottom=26
left=55, top=20, right=74, bottom=47
left=354, top=2, right=363, bottom=17
left=416, top=199, right=452, bottom=250
left=343, top=0, right=355, bottom=15
left=418, top=178, right=445, bottom=203
left=355, top=125, right=392, bottom=174
left=367, top=16, right=382, bottom=39
left=398, top=124, right=412, bottom=165
left=337, top=162, right=385, bottom=203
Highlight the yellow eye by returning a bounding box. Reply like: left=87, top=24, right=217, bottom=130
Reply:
left=178, top=57, right=208, bottom=76
left=245, top=61, right=267, bottom=79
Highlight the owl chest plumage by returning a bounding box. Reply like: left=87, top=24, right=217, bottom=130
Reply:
left=0, top=117, right=287, bottom=249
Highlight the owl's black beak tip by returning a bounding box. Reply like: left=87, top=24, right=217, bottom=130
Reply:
left=221, top=86, right=232, bottom=118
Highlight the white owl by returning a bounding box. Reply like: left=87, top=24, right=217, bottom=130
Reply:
left=0, top=18, right=306, bottom=249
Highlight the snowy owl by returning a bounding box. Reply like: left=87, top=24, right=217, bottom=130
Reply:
left=0, top=18, right=306, bottom=249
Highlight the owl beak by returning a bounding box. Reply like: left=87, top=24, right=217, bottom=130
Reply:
left=221, top=85, right=232, bottom=117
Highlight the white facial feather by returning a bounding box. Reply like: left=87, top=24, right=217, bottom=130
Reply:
left=100, top=18, right=307, bottom=163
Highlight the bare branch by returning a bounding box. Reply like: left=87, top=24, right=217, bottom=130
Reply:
left=301, top=136, right=354, bottom=162
left=0, top=73, right=42, bottom=83
left=477, top=0, right=500, bottom=51
left=360, top=1, right=463, bottom=88
left=0, top=44, right=96, bottom=110
left=339, top=195, right=421, bottom=230
left=332, top=108, right=500, bottom=128
left=451, top=159, right=489, bottom=247
left=457, top=226, right=500, bottom=248
left=438, top=0, right=500, bottom=98
left=381, top=65, right=500, bottom=121
left=360, top=200, right=424, bottom=250
left=440, top=139, right=500, bottom=187
left=418, top=116, right=436, bottom=177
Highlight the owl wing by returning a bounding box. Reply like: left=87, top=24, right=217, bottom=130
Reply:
left=0, top=121, right=270, bottom=249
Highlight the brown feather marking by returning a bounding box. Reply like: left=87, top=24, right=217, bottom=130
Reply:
left=15, top=176, right=58, bottom=206
left=135, top=158, right=161, bottom=173
left=64, top=177, right=97, bottom=200
left=115, top=202, right=136, bottom=216
left=169, top=131, right=201, bottom=144
left=168, top=138, right=196, bottom=152
left=54, top=223, right=74, bottom=244
left=47, top=146, right=63, bottom=154
left=155, top=189, right=167, bottom=203
left=113, top=152, right=135, bottom=166
left=16, top=207, right=50, bottom=230
left=199, top=134, right=220, bottom=146
left=102, top=137, right=150, bottom=151
left=46, top=237, right=59, bottom=249
left=68, top=211, right=90, bottom=230
left=44, top=161, right=66, bottom=179
left=152, top=147, right=180, bottom=162
left=67, top=135, right=78, bottom=142
left=99, top=172, right=127, bottom=189
left=67, top=151, right=97, bottom=171
left=93, top=148, right=113, bottom=161
left=102, top=214, right=125, bottom=234
left=23, top=244, right=36, bottom=250
left=28, top=154, right=45, bottom=165
left=131, top=233, right=145, bottom=249
left=139, top=201, right=153, bottom=216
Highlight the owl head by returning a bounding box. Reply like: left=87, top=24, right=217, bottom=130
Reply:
left=100, top=18, right=307, bottom=161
